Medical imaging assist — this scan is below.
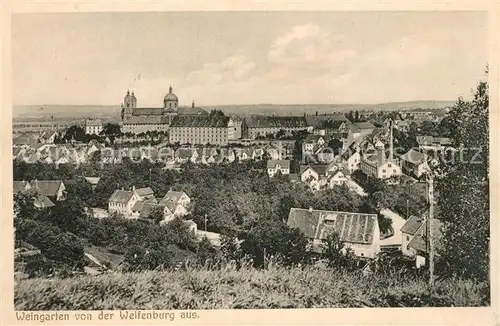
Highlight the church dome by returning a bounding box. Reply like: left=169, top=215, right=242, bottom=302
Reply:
left=164, top=86, right=178, bottom=102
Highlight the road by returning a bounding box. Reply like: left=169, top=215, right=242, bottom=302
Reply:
left=379, top=208, right=406, bottom=247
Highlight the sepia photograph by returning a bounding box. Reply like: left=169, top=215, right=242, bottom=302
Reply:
left=7, top=9, right=492, bottom=315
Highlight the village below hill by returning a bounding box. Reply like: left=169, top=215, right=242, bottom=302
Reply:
left=12, top=80, right=489, bottom=309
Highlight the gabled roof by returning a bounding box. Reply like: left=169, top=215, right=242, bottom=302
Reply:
left=30, top=180, right=64, bottom=197
left=400, top=216, right=425, bottom=235
left=247, top=116, right=308, bottom=128
left=400, top=149, right=427, bottom=165
left=267, top=160, right=290, bottom=169
left=353, top=122, right=375, bottom=130
left=170, top=115, right=230, bottom=128
left=13, top=181, right=31, bottom=193
left=304, top=134, right=330, bottom=143
left=159, top=190, right=188, bottom=206
left=33, top=194, right=55, bottom=208
left=85, top=119, right=102, bottom=127
left=300, top=164, right=328, bottom=176
left=407, top=234, right=427, bottom=252
left=287, top=208, right=378, bottom=244
left=135, top=187, right=154, bottom=197
left=108, top=190, right=134, bottom=204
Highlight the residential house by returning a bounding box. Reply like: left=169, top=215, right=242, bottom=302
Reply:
left=299, top=164, right=341, bottom=190
left=267, top=160, right=290, bottom=177
left=30, top=180, right=66, bottom=201
left=400, top=149, right=431, bottom=178
left=341, top=151, right=361, bottom=174
left=360, top=152, right=402, bottom=180
left=401, top=215, right=442, bottom=268
left=39, top=131, right=59, bottom=144
left=416, top=136, right=453, bottom=150
left=108, top=189, right=141, bottom=218
left=159, top=190, right=191, bottom=222
left=327, top=170, right=348, bottom=188
left=302, top=134, right=330, bottom=156
left=287, top=208, right=381, bottom=258
left=353, top=122, right=375, bottom=138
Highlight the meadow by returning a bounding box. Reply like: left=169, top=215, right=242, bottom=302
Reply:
left=15, top=263, right=489, bottom=310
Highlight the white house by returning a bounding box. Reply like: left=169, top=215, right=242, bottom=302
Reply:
left=327, top=170, right=348, bottom=188
left=400, top=149, right=431, bottom=178
left=287, top=208, right=381, bottom=258
left=342, top=151, right=361, bottom=174
left=267, top=160, right=290, bottom=177
left=85, top=119, right=103, bottom=135
left=360, top=152, right=402, bottom=180
left=108, top=189, right=140, bottom=218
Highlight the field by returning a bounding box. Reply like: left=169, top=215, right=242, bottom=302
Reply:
left=15, top=264, right=489, bottom=310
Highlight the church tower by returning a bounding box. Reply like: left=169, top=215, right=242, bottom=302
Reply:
left=163, top=86, right=179, bottom=111
left=131, top=91, right=137, bottom=108
left=124, top=90, right=132, bottom=108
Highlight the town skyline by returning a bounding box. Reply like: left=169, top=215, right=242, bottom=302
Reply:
left=13, top=11, right=487, bottom=107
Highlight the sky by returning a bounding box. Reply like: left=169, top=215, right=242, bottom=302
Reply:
left=12, top=11, right=488, bottom=106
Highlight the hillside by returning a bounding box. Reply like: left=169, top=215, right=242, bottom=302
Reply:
left=15, top=264, right=488, bottom=310
left=12, top=100, right=454, bottom=121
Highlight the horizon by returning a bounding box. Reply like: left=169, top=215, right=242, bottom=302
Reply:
left=12, top=12, right=487, bottom=107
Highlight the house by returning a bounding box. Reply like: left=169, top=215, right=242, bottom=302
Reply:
left=360, top=152, right=402, bottom=180
left=131, top=199, right=158, bottom=219
left=29, top=180, right=66, bottom=201
left=84, top=177, right=101, bottom=190
left=159, top=190, right=191, bottom=222
left=401, top=215, right=443, bottom=268
left=400, top=149, right=431, bottom=178
left=287, top=207, right=381, bottom=258
left=133, top=186, right=155, bottom=201
left=327, top=170, right=348, bottom=188
left=13, top=181, right=31, bottom=194
left=341, top=151, right=361, bottom=174
left=160, top=190, right=191, bottom=207
left=302, top=135, right=330, bottom=153
left=39, top=131, right=59, bottom=144
left=108, top=189, right=140, bottom=218
left=416, top=136, right=453, bottom=150
left=267, top=160, right=290, bottom=177
left=353, top=122, right=375, bottom=137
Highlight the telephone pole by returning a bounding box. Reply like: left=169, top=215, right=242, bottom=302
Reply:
left=427, top=172, right=435, bottom=287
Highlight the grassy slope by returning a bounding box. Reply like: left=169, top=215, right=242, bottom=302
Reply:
left=15, top=265, right=488, bottom=310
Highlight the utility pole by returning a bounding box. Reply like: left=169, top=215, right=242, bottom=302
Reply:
left=427, top=172, right=435, bottom=287
left=204, top=214, right=208, bottom=232
left=149, top=168, right=152, bottom=187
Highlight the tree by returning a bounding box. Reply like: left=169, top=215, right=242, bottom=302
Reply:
left=63, top=125, right=85, bottom=142
left=320, top=232, right=356, bottom=270
left=437, top=74, right=489, bottom=281
left=148, top=205, right=165, bottom=224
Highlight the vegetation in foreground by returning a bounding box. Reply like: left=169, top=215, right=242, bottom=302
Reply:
left=15, top=263, right=489, bottom=310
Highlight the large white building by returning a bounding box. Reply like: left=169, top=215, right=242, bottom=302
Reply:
left=121, top=87, right=207, bottom=134
left=85, top=119, right=103, bottom=135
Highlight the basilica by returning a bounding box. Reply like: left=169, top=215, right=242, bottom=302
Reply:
left=120, top=86, right=205, bottom=134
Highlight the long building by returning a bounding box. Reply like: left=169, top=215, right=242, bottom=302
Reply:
left=121, top=87, right=207, bottom=134
left=246, top=116, right=308, bottom=139
left=169, top=115, right=231, bottom=145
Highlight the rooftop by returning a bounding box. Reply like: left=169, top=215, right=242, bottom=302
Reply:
left=170, top=115, right=230, bottom=128
left=287, top=208, right=378, bottom=245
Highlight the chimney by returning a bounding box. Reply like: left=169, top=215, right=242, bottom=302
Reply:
left=389, top=119, right=394, bottom=162
left=132, top=185, right=135, bottom=191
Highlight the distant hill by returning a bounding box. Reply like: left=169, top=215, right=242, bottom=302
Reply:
left=12, top=100, right=455, bottom=121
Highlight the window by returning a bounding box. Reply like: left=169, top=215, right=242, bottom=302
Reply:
left=406, top=235, right=410, bottom=241
left=382, top=169, right=386, bottom=173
